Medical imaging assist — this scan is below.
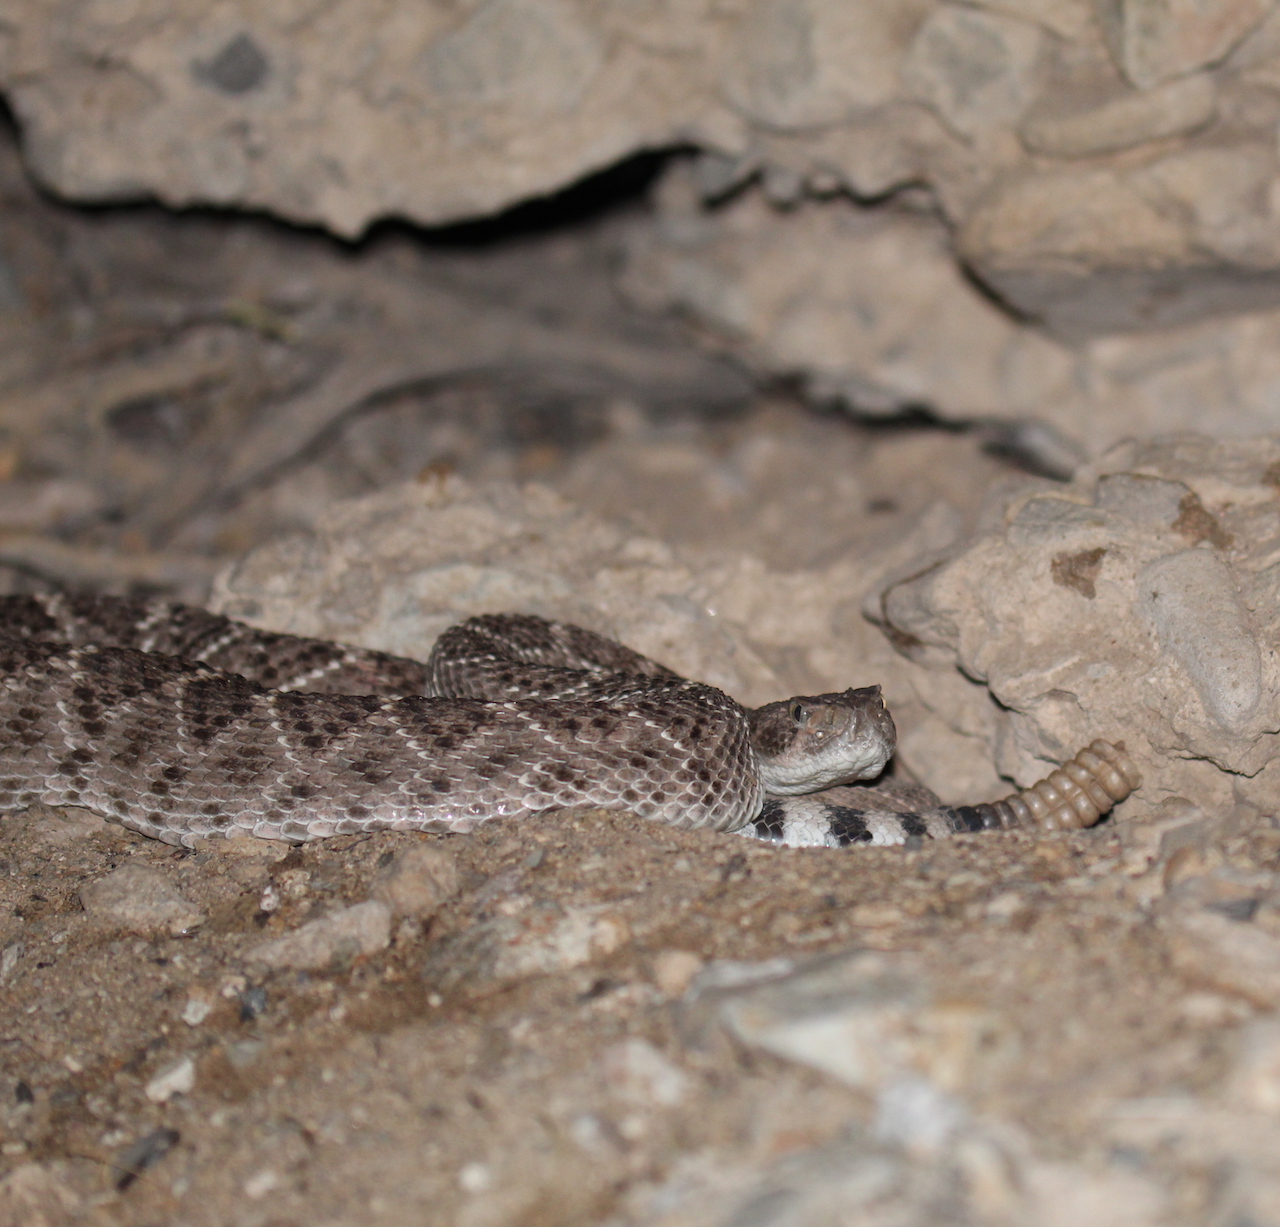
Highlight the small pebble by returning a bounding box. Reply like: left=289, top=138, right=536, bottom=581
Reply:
left=79, top=863, right=204, bottom=936
left=372, top=844, right=459, bottom=920
left=239, top=986, right=269, bottom=1021
left=243, top=1168, right=281, bottom=1199
left=458, top=1162, right=492, bottom=1193
left=247, top=901, right=391, bottom=971
left=653, top=949, right=703, bottom=997
left=181, top=995, right=213, bottom=1026
left=145, top=1056, right=195, bottom=1103
left=602, top=1038, right=689, bottom=1107
left=115, top=1127, right=180, bottom=1190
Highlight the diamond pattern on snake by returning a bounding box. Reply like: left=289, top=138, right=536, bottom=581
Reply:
left=0, top=594, right=1140, bottom=848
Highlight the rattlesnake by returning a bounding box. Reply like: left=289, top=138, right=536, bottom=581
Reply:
left=0, top=594, right=1139, bottom=848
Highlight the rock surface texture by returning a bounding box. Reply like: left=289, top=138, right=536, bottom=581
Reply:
left=872, top=433, right=1280, bottom=821
left=11, top=2, right=1280, bottom=444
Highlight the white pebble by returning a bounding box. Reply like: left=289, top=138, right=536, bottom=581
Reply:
left=458, top=1162, right=492, bottom=1193
left=652, top=949, right=703, bottom=997
left=181, top=996, right=213, bottom=1026
left=243, top=1168, right=281, bottom=1199
left=145, top=1055, right=195, bottom=1103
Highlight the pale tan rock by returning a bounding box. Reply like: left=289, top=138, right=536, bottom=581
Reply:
left=247, top=901, right=392, bottom=971
left=719, top=0, right=929, bottom=130
left=1, top=0, right=749, bottom=235
left=372, top=843, right=461, bottom=921
left=652, top=949, right=704, bottom=997
left=1019, top=1158, right=1170, bottom=1227
left=1224, top=1019, right=1280, bottom=1110
left=873, top=434, right=1280, bottom=812
left=79, top=862, right=204, bottom=937
left=601, top=1038, right=689, bottom=1107
left=1019, top=72, right=1216, bottom=156
left=1096, top=0, right=1276, bottom=87
left=717, top=951, right=1009, bottom=1092
left=0, top=1163, right=82, bottom=1227
left=145, top=1055, right=196, bottom=1103
left=903, top=3, right=1045, bottom=138
left=620, top=173, right=1082, bottom=426
left=1161, top=907, right=1280, bottom=1006
left=491, top=905, right=630, bottom=981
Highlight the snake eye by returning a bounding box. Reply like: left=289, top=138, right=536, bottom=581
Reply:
left=791, top=703, right=808, bottom=725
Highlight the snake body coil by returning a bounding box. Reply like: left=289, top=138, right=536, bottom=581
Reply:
left=0, top=594, right=1138, bottom=849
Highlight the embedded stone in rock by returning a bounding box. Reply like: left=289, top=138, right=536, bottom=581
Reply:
left=1096, top=0, right=1275, bottom=88
left=192, top=33, right=271, bottom=95
left=1137, top=549, right=1261, bottom=734
left=247, top=900, right=391, bottom=971
left=79, top=863, right=204, bottom=937
left=1160, top=905, right=1280, bottom=1007
left=873, top=434, right=1280, bottom=812
left=372, top=843, right=460, bottom=920
left=601, top=1038, right=689, bottom=1108
left=1224, top=1018, right=1280, bottom=1110
left=144, top=1055, right=196, bottom=1103
left=1019, top=72, right=1217, bottom=157
left=716, top=950, right=1005, bottom=1092
left=491, top=904, right=630, bottom=982
left=902, top=3, right=1044, bottom=138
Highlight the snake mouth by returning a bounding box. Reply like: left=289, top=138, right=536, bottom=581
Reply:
left=749, top=685, right=897, bottom=796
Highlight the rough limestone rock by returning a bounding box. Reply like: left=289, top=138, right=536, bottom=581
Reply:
left=6, top=0, right=1280, bottom=333
left=620, top=161, right=1280, bottom=449
left=872, top=434, right=1280, bottom=819
left=10, top=2, right=1280, bottom=445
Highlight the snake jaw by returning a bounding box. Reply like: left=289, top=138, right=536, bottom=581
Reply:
left=750, top=685, right=897, bottom=796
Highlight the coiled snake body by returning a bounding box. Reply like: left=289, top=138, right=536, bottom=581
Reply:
left=0, top=595, right=1139, bottom=849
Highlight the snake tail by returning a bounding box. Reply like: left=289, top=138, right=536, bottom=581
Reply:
left=952, top=740, right=1141, bottom=834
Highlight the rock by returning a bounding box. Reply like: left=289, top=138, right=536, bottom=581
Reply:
left=247, top=901, right=391, bottom=971
left=601, top=1039, right=689, bottom=1108
left=1018, top=1157, right=1170, bottom=1227
left=628, top=1119, right=1169, bottom=1227
left=425, top=897, right=632, bottom=993
left=492, top=904, right=630, bottom=982
left=78, top=863, right=204, bottom=936
left=1096, top=0, right=1274, bottom=87
left=714, top=951, right=1007, bottom=1092
left=9, top=0, right=1280, bottom=459
left=872, top=434, right=1280, bottom=813
left=372, top=843, right=460, bottom=921
left=902, top=4, right=1044, bottom=138
left=1019, top=72, right=1217, bottom=157
left=144, top=1055, right=195, bottom=1103
left=1136, top=548, right=1260, bottom=733
left=211, top=474, right=782, bottom=704
left=652, top=949, right=704, bottom=997
left=0, top=1163, right=83, bottom=1227
left=873, top=1076, right=966, bottom=1155
left=209, top=472, right=924, bottom=716
left=1161, top=904, right=1280, bottom=1006
left=619, top=169, right=1082, bottom=426
left=1224, top=1018, right=1280, bottom=1110
left=2, top=0, right=748, bottom=234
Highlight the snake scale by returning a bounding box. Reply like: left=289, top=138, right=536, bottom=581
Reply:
left=0, top=594, right=1139, bottom=849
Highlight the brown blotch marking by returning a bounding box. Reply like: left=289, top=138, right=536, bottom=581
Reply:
left=1172, top=491, right=1233, bottom=550
left=1050, top=547, right=1107, bottom=599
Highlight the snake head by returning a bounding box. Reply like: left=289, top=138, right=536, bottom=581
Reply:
left=748, top=684, right=897, bottom=795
